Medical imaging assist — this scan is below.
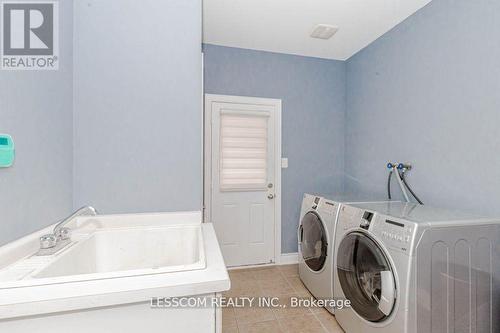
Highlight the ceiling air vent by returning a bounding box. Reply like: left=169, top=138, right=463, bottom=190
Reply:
left=310, top=24, right=339, bottom=40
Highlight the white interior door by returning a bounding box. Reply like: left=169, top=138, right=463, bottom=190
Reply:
left=205, top=95, right=281, bottom=267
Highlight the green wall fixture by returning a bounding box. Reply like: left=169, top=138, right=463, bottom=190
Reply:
left=0, top=134, right=15, bottom=167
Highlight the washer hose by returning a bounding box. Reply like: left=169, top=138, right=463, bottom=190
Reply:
left=395, top=168, right=410, bottom=202
left=400, top=171, right=424, bottom=205
left=387, top=170, right=393, bottom=200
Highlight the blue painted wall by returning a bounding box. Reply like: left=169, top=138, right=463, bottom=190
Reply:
left=346, top=0, right=500, bottom=216
left=3, top=0, right=496, bottom=256
left=203, top=44, right=346, bottom=253
left=0, top=0, right=74, bottom=246
left=73, top=0, right=203, bottom=214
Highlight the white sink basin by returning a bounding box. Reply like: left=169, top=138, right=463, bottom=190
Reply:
left=0, top=211, right=230, bottom=323
left=0, top=212, right=209, bottom=287
left=34, top=226, right=205, bottom=280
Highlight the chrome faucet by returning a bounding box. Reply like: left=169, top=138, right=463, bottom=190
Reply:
left=38, top=206, right=98, bottom=256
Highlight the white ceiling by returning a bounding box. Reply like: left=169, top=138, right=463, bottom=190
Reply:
left=203, top=0, right=432, bottom=61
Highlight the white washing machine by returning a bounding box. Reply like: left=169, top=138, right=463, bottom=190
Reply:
left=298, top=193, right=391, bottom=314
left=333, top=201, right=500, bottom=333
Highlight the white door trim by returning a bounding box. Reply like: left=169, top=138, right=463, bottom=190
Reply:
left=204, top=94, right=282, bottom=264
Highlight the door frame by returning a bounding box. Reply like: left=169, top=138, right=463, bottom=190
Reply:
left=204, top=94, right=282, bottom=265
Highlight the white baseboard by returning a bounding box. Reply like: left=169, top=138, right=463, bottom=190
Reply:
left=228, top=263, right=275, bottom=270
left=278, top=252, right=298, bottom=265
left=227, top=253, right=299, bottom=270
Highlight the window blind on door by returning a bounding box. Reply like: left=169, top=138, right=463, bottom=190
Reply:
left=219, top=110, right=270, bottom=191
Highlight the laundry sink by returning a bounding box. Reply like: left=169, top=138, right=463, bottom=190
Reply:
left=34, top=225, right=205, bottom=280
left=0, top=211, right=230, bottom=328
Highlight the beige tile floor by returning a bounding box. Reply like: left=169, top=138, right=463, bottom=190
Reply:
left=222, top=264, right=344, bottom=333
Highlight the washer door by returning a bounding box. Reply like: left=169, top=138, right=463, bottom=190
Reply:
left=337, top=231, right=396, bottom=322
left=299, top=212, right=328, bottom=271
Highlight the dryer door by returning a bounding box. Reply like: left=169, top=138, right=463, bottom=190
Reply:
left=299, top=211, right=328, bottom=272
left=337, top=231, right=396, bottom=322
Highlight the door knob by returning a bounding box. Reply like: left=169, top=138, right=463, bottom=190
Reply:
left=267, top=194, right=275, bottom=200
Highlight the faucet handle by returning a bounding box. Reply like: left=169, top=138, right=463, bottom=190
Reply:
left=40, top=234, right=57, bottom=249
left=56, top=227, right=71, bottom=241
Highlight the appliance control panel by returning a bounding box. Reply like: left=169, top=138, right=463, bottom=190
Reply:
left=338, top=205, right=366, bottom=231
left=370, top=215, right=416, bottom=255
left=312, top=196, right=321, bottom=209
left=318, top=199, right=337, bottom=215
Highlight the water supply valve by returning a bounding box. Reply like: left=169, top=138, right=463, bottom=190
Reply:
left=387, top=162, right=412, bottom=170
left=397, top=163, right=412, bottom=171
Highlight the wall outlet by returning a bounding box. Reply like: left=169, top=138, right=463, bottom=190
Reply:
left=281, top=158, right=288, bottom=168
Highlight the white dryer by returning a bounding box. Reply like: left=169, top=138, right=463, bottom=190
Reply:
left=298, top=193, right=390, bottom=314
left=298, top=194, right=337, bottom=313
left=333, top=201, right=500, bottom=333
